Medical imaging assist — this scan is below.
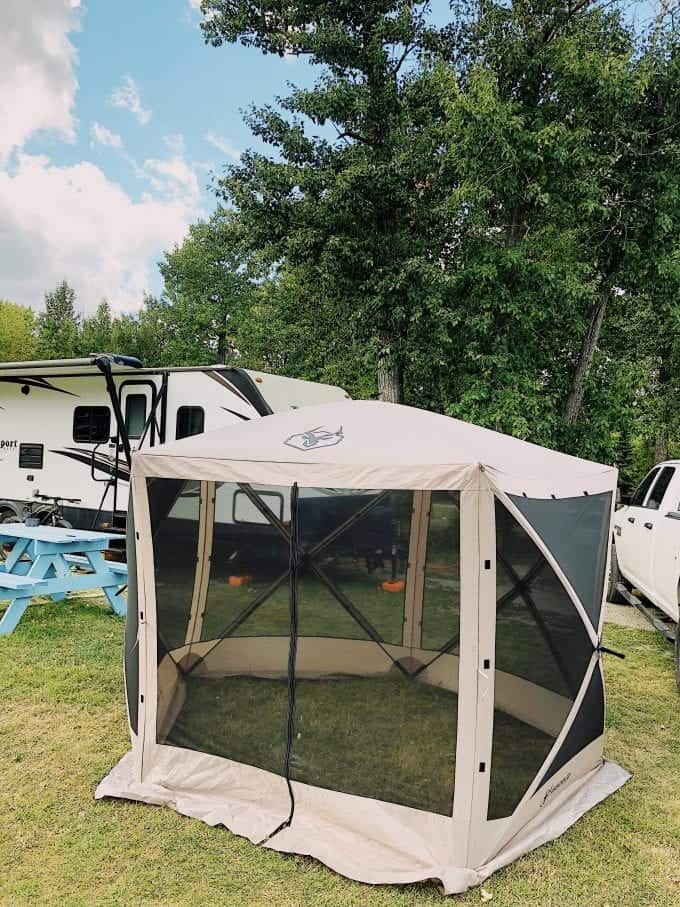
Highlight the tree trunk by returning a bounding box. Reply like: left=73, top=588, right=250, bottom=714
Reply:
left=563, top=284, right=612, bottom=425
left=654, top=430, right=669, bottom=464
left=377, top=337, right=402, bottom=403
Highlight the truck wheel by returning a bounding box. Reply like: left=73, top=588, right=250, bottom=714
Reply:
left=607, top=543, right=627, bottom=604
left=675, top=624, right=679, bottom=694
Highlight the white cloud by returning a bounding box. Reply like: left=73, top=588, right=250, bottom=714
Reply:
left=110, top=76, right=151, bottom=126
left=189, top=0, right=202, bottom=8
left=0, top=2, right=204, bottom=316
left=0, top=154, right=201, bottom=313
left=0, top=0, right=80, bottom=162
left=143, top=156, right=201, bottom=203
left=163, top=134, right=185, bottom=156
left=205, top=131, right=241, bottom=161
left=90, top=122, right=122, bottom=149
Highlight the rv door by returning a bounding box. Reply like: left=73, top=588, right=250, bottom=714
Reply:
left=119, top=381, right=157, bottom=453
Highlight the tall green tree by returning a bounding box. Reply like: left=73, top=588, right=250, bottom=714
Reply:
left=200, top=0, right=452, bottom=402
left=157, top=210, right=256, bottom=365
left=36, top=280, right=80, bottom=359
left=79, top=299, right=113, bottom=355
left=0, top=299, right=36, bottom=362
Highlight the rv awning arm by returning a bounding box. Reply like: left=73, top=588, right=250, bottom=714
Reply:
left=92, top=354, right=141, bottom=469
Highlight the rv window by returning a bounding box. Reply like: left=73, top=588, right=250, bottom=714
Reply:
left=176, top=406, right=204, bottom=440
left=125, top=394, right=147, bottom=440
left=73, top=406, right=111, bottom=443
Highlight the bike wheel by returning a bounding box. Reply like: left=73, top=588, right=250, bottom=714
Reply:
left=53, top=517, right=73, bottom=529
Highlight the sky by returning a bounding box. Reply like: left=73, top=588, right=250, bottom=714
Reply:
left=0, top=0, right=662, bottom=316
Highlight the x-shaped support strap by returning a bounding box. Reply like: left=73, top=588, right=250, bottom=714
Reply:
left=184, top=483, right=408, bottom=678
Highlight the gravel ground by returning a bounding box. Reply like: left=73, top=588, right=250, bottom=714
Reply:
left=604, top=602, right=655, bottom=631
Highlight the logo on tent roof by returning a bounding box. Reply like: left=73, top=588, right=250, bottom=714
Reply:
left=284, top=425, right=344, bottom=451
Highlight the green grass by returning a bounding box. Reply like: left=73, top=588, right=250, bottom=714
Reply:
left=1, top=596, right=679, bottom=906
left=165, top=673, right=551, bottom=817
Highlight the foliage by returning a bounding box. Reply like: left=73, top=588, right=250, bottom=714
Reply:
left=0, top=299, right=36, bottom=362
left=193, top=0, right=678, bottom=461
left=35, top=280, right=80, bottom=360
left=79, top=299, right=113, bottom=355
left=157, top=210, right=257, bottom=365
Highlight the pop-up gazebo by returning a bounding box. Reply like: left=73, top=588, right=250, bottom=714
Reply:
left=97, top=400, right=629, bottom=894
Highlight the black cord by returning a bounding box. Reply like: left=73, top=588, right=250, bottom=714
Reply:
left=257, top=482, right=299, bottom=846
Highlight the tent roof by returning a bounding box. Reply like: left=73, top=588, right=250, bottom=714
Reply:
left=135, top=400, right=616, bottom=497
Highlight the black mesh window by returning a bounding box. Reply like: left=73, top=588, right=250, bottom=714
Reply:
left=487, top=500, right=593, bottom=820
left=150, top=478, right=201, bottom=657
left=155, top=483, right=462, bottom=818
left=124, top=501, right=139, bottom=735
left=291, top=489, right=458, bottom=816
left=421, top=492, right=461, bottom=651
left=160, top=481, right=291, bottom=776
left=510, top=493, right=612, bottom=631
left=536, top=664, right=604, bottom=791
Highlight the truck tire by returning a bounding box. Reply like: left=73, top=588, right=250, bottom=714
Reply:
left=607, top=542, right=628, bottom=604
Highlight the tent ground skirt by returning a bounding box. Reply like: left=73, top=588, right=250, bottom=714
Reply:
left=95, top=748, right=629, bottom=895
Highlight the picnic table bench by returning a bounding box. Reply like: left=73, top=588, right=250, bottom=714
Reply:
left=0, top=524, right=127, bottom=635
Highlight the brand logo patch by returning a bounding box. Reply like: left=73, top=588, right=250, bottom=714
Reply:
left=540, top=772, right=571, bottom=807
left=284, top=425, right=344, bottom=451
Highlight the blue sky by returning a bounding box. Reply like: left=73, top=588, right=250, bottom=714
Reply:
left=0, top=0, right=662, bottom=315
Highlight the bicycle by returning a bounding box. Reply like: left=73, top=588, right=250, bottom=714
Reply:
left=2, top=492, right=81, bottom=529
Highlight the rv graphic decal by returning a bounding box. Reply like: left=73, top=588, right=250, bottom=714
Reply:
left=0, top=376, right=79, bottom=397
left=284, top=426, right=344, bottom=451
left=220, top=406, right=251, bottom=421
left=51, top=448, right=131, bottom=482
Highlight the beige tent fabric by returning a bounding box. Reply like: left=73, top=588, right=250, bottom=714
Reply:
left=95, top=749, right=629, bottom=895
left=95, top=400, right=627, bottom=895
left=135, top=400, right=616, bottom=498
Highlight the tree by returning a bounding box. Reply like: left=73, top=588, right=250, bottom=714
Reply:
left=80, top=299, right=113, bottom=355
left=0, top=299, right=36, bottom=361
left=200, top=0, right=451, bottom=402
left=36, top=280, right=80, bottom=359
left=158, top=210, right=256, bottom=365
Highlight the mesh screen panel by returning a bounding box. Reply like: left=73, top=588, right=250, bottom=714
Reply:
left=536, top=663, right=604, bottom=790
left=155, top=483, right=465, bottom=815
left=290, top=490, right=456, bottom=816
left=510, top=493, right=612, bottom=630
left=201, top=483, right=290, bottom=641
left=149, top=478, right=201, bottom=657
left=124, top=502, right=139, bottom=734
left=421, top=492, right=461, bottom=652
left=487, top=499, right=593, bottom=820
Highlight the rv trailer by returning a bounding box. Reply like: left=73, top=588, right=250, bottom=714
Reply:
left=0, top=354, right=348, bottom=536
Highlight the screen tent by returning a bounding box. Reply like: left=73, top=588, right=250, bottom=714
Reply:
left=97, top=400, right=629, bottom=895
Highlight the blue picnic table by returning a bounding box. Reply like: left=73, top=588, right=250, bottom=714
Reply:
left=0, top=524, right=127, bottom=635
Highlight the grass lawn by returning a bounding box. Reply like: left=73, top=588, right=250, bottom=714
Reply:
left=0, top=596, right=678, bottom=906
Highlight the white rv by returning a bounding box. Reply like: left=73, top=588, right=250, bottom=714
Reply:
left=0, top=354, right=348, bottom=536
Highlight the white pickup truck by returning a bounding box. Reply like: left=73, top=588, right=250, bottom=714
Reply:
left=611, top=460, right=680, bottom=688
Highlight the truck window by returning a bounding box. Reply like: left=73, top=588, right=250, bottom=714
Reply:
left=125, top=394, right=147, bottom=440
left=646, top=466, right=675, bottom=511
left=73, top=406, right=111, bottom=443
left=630, top=467, right=660, bottom=507
left=176, top=406, right=205, bottom=440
